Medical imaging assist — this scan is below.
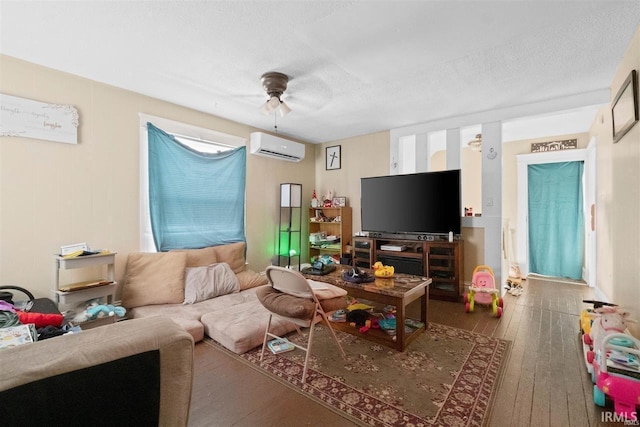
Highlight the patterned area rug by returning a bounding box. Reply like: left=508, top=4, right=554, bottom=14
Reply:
left=206, top=323, right=509, bottom=426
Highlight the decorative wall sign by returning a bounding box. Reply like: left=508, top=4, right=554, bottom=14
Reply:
left=612, top=69, right=638, bottom=143
left=0, top=93, right=79, bottom=144
left=530, top=138, right=577, bottom=153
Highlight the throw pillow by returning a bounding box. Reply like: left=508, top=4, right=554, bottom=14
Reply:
left=183, top=262, right=239, bottom=304
left=122, top=252, right=187, bottom=309
left=170, top=247, right=217, bottom=268
left=212, top=242, right=246, bottom=274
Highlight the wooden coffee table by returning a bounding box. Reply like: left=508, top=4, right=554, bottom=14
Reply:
left=303, top=268, right=431, bottom=351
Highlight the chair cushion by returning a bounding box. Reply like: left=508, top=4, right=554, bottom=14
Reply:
left=256, top=285, right=347, bottom=319
left=122, top=252, right=187, bottom=308
left=256, top=285, right=314, bottom=319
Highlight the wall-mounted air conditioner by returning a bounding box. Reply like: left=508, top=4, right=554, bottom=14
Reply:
left=249, top=132, right=305, bottom=162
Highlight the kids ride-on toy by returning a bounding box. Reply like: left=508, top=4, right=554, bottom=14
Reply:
left=591, top=332, right=640, bottom=421
left=464, top=265, right=504, bottom=318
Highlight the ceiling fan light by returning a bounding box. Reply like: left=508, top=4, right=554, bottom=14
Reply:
left=278, top=100, right=291, bottom=116
left=468, top=133, right=482, bottom=152
left=267, top=95, right=281, bottom=109
left=260, top=100, right=271, bottom=115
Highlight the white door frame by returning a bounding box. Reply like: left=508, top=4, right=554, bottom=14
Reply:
left=516, top=148, right=591, bottom=281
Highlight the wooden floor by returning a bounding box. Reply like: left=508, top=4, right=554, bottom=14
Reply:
left=188, top=277, right=618, bottom=426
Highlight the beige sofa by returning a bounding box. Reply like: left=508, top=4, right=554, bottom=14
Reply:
left=0, top=317, right=194, bottom=426
left=121, top=242, right=299, bottom=354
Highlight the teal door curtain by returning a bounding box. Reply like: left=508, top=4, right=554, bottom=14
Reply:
left=147, top=123, right=246, bottom=251
left=528, top=161, right=584, bottom=280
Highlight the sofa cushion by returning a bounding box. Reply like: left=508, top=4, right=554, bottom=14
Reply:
left=122, top=252, right=187, bottom=308
left=183, top=263, right=239, bottom=304
left=236, top=270, right=269, bottom=290
left=170, top=247, right=217, bottom=268
left=201, top=301, right=297, bottom=354
left=212, top=242, right=246, bottom=274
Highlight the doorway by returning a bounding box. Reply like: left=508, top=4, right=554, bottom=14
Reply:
left=527, top=161, right=584, bottom=279
left=516, top=148, right=596, bottom=285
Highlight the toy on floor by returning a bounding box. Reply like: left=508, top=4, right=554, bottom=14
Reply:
left=584, top=306, right=635, bottom=371
left=580, top=304, right=640, bottom=420
left=505, top=263, right=524, bottom=296
left=464, top=265, right=503, bottom=318
left=72, top=299, right=126, bottom=323
left=591, top=332, right=640, bottom=421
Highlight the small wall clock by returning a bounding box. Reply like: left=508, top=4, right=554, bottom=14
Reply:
left=326, top=145, right=341, bottom=170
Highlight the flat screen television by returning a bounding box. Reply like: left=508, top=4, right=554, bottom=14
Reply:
left=360, top=170, right=461, bottom=235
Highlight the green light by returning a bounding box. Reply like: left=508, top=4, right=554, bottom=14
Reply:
left=289, top=249, right=297, bottom=256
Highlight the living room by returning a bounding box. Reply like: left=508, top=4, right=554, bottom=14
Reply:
left=1, top=2, right=640, bottom=425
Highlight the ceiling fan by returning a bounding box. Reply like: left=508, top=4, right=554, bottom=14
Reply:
left=468, top=134, right=482, bottom=152
left=259, top=71, right=292, bottom=117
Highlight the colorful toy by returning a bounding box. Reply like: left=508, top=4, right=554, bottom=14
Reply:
left=372, top=261, right=394, bottom=278
left=86, top=304, right=126, bottom=320
left=580, top=304, right=640, bottom=420
left=591, top=332, right=640, bottom=421
left=464, top=265, right=503, bottom=318
left=580, top=300, right=618, bottom=336
left=72, top=300, right=126, bottom=323
left=584, top=306, right=635, bottom=371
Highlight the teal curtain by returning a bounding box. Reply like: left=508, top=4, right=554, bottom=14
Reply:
left=147, top=123, right=246, bottom=251
left=528, top=161, right=584, bottom=279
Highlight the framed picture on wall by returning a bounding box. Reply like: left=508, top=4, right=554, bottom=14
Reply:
left=612, top=69, right=639, bottom=143
left=332, top=196, right=347, bottom=207
left=326, top=145, right=341, bottom=170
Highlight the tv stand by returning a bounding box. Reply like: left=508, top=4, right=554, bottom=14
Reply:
left=352, top=235, right=464, bottom=301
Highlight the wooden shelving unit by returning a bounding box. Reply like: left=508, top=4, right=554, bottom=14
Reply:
left=351, top=236, right=464, bottom=301
left=308, top=207, right=352, bottom=261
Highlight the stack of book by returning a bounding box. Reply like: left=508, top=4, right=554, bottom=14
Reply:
left=267, top=338, right=295, bottom=354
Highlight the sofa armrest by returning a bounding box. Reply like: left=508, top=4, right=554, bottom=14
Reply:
left=0, top=317, right=194, bottom=426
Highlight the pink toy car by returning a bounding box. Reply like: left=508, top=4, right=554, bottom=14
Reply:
left=464, top=265, right=503, bottom=318
left=591, top=332, right=640, bottom=421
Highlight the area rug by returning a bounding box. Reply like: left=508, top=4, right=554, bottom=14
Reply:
left=205, top=323, right=510, bottom=426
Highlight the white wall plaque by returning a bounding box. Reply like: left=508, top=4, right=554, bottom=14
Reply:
left=0, top=93, right=79, bottom=144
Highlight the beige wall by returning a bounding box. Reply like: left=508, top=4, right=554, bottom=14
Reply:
left=0, top=55, right=314, bottom=299
left=592, top=24, right=640, bottom=336
left=313, top=132, right=390, bottom=235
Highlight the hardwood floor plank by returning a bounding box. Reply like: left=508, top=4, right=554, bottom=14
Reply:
left=531, top=308, right=551, bottom=427
left=489, top=301, right=533, bottom=426
left=549, top=310, right=570, bottom=427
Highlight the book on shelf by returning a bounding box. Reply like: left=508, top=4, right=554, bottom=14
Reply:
left=58, top=279, right=114, bottom=292
left=267, top=338, right=295, bottom=354
left=0, top=323, right=37, bottom=349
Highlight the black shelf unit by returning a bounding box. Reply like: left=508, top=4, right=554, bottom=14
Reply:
left=278, top=183, right=302, bottom=270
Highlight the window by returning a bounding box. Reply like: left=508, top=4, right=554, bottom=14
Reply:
left=139, top=114, right=247, bottom=251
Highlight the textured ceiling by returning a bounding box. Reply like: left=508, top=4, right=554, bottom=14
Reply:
left=1, top=1, right=640, bottom=143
